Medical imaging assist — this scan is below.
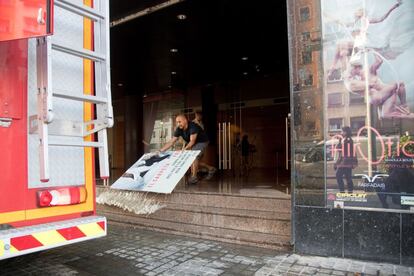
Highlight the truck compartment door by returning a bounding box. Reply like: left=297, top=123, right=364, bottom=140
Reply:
left=0, top=40, right=28, bottom=215
left=0, top=40, right=27, bottom=120
left=0, top=0, right=53, bottom=42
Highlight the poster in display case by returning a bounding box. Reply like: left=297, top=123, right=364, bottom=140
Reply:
left=321, top=0, right=414, bottom=210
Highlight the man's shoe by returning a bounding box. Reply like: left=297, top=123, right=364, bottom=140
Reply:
left=205, top=168, right=217, bottom=180
left=188, top=176, right=198, bottom=184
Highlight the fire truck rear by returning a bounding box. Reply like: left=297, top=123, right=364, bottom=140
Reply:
left=0, top=0, right=113, bottom=260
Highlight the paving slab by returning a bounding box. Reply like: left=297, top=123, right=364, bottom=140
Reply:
left=1, top=223, right=413, bottom=276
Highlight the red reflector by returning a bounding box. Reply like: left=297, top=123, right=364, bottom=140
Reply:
left=97, top=221, right=105, bottom=231
left=11, top=235, right=43, bottom=251
left=57, top=226, right=86, bottom=240
left=38, top=190, right=53, bottom=206
left=37, top=187, right=87, bottom=207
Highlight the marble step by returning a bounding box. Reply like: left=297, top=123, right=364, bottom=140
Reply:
left=162, top=202, right=291, bottom=221
left=161, top=191, right=291, bottom=212
left=157, top=203, right=290, bottom=235
left=99, top=203, right=290, bottom=236
left=98, top=204, right=291, bottom=250
left=97, top=186, right=291, bottom=212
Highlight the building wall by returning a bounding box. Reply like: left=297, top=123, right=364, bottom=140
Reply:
left=288, top=0, right=323, bottom=142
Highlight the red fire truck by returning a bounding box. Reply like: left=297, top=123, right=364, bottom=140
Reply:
left=0, top=0, right=112, bottom=259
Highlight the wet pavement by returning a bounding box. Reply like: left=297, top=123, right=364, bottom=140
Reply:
left=1, top=223, right=413, bottom=276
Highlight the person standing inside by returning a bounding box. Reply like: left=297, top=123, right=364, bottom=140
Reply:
left=241, top=135, right=250, bottom=176
left=192, top=111, right=205, bottom=130
left=193, top=111, right=216, bottom=176
left=334, top=126, right=356, bottom=193
left=160, top=114, right=216, bottom=184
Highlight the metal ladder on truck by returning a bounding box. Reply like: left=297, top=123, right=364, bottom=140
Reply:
left=34, top=0, right=113, bottom=184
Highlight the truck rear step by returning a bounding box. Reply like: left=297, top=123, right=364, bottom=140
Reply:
left=0, top=216, right=106, bottom=260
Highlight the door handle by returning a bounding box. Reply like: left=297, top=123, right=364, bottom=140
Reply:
left=285, top=114, right=290, bottom=170
left=223, top=122, right=227, bottom=169
left=37, top=8, right=45, bottom=25
left=218, top=123, right=222, bottom=170
left=0, top=118, right=12, bottom=128
left=228, top=122, right=231, bottom=170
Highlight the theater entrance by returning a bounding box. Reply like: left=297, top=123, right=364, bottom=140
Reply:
left=104, top=0, right=293, bottom=249
left=108, top=0, right=292, bottom=197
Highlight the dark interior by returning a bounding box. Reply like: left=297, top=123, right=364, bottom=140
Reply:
left=109, top=0, right=291, bottom=195
left=110, top=0, right=289, bottom=95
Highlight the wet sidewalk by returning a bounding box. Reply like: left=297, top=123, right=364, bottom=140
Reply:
left=1, top=223, right=413, bottom=276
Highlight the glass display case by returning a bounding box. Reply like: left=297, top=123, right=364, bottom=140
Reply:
left=289, top=0, right=414, bottom=211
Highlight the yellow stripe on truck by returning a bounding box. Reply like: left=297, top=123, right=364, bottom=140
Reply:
left=0, top=210, right=25, bottom=224
left=32, top=230, right=66, bottom=246
left=82, top=0, right=95, bottom=216
left=78, top=222, right=105, bottom=237
left=0, top=240, right=4, bottom=257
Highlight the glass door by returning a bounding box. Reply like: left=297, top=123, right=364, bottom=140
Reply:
left=216, top=84, right=291, bottom=195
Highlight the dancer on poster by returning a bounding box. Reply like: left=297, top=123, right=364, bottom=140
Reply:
left=344, top=52, right=414, bottom=118
left=327, top=0, right=403, bottom=76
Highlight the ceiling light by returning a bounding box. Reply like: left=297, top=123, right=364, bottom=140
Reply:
left=170, top=48, right=178, bottom=53
left=171, top=71, right=177, bottom=75
left=241, top=56, right=248, bottom=61
left=117, top=83, right=123, bottom=87
left=177, top=14, right=187, bottom=20
left=243, top=72, right=248, bottom=76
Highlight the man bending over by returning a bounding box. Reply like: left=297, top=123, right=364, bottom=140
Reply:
left=160, top=114, right=216, bottom=184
